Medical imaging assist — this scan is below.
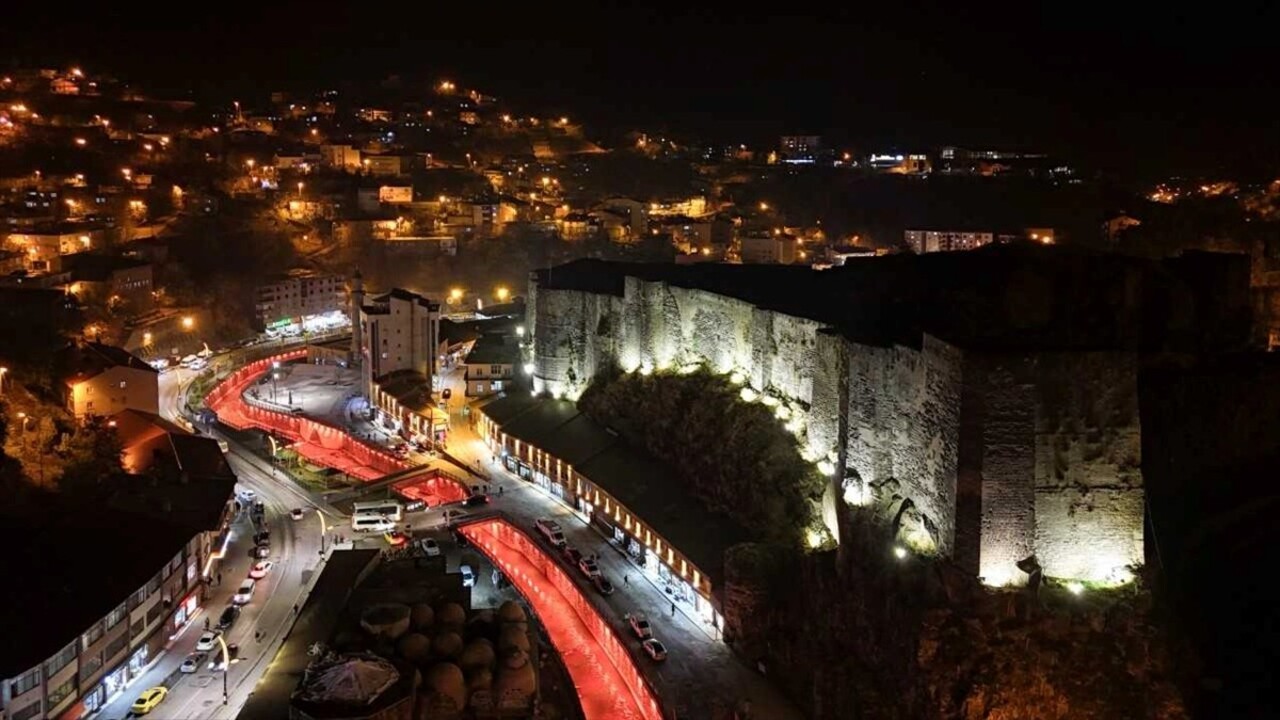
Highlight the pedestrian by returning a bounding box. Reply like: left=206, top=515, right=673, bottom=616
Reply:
left=255, top=630, right=262, bottom=642
left=292, top=603, right=299, bottom=614
left=204, top=617, right=210, bottom=631
left=624, top=575, right=629, bottom=586
left=498, top=485, right=504, bottom=497
left=670, top=601, right=676, bottom=618
left=217, top=571, right=222, bottom=586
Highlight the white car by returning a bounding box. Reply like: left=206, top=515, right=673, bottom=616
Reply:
left=420, top=538, right=440, bottom=557
left=626, top=613, right=653, bottom=640
left=578, top=558, right=600, bottom=578
left=195, top=631, right=220, bottom=652
left=641, top=638, right=668, bottom=661
left=180, top=652, right=205, bottom=673
left=460, top=564, right=476, bottom=588
left=248, top=560, right=273, bottom=579
left=290, top=508, right=305, bottom=520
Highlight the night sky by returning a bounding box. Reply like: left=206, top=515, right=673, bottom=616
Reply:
left=4, top=3, right=1277, bottom=175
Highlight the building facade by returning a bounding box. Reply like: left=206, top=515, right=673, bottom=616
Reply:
left=462, top=335, right=518, bottom=397
left=357, top=287, right=443, bottom=442
left=60, top=343, right=159, bottom=419
left=255, top=272, right=346, bottom=329
left=904, top=229, right=996, bottom=254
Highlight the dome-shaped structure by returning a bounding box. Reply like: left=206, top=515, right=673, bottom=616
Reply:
left=494, top=653, right=536, bottom=702
left=501, top=647, right=529, bottom=671
left=498, top=625, right=531, bottom=654
left=431, top=630, right=464, bottom=660
left=437, top=602, right=466, bottom=628
left=466, top=667, right=493, bottom=692
left=496, top=601, right=527, bottom=624
left=360, top=603, right=411, bottom=639
left=469, top=608, right=495, bottom=626
left=296, top=654, right=400, bottom=705
left=423, top=662, right=466, bottom=710
left=410, top=603, right=435, bottom=631
left=458, top=638, right=495, bottom=671
left=396, top=633, right=431, bottom=664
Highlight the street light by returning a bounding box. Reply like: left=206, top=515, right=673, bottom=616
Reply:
left=143, top=331, right=153, bottom=346
left=0, top=366, right=7, bottom=395
left=495, top=286, right=510, bottom=302
left=297, top=181, right=304, bottom=199
left=215, top=635, right=230, bottom=704
left=319, top=511, right=328, bottom=555
left=182, top=316, right=195, bottom=331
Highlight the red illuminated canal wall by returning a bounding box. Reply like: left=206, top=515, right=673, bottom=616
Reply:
left=459, top=519, right=663, bottom=720
left=205, top=350, right=409, bottom=481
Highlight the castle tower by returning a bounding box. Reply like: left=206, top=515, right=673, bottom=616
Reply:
left=349, top=268, right=365, bottom=368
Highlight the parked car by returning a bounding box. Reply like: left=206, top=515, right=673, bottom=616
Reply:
left=626, top=613, right=653, bottom=640
left=592, top=575, right=615, bottom=595
left=253, top=530, right=270, bottom=546
left=562, top=545, right=583, bottom=565
left=196, top=630, right=220, bottom=652
left=578, top=557, right=600, bottom=577
left=232, top=579, right=256, bottom=605
left=535, top=518, right=566, bottom=546
left=290, top=508, right=305, bottom=520
left=131, top=687, right=168, bottom=715
left=460, top=564, right=476, bottom=587
left=251, top=545, right=271, bottom=559
left=420, top=538, right=441, bottom=557
left=179, top=652, right=206, bottom=673
left=248, top=560, right=274, bottom=579
left=452, top=529, right=470, bottom=548
left=216, top=605, right=240, bottom=630
left=384, top=530, right=408, bottom=547
left=641, top=638, right=668, bottom=661
left=405, top=500, right=427, bottom=512
left=464, top=493, right=490, bottom=507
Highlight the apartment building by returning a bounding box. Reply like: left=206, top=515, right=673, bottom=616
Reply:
left=255, top=272, right=345, bottom=329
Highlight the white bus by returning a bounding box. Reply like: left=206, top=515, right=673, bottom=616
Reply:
left=351, top=514, right=397, bottom=533
left=352, top=500, right=403, bottom=522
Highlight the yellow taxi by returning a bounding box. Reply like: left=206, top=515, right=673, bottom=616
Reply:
left=131, top=686, right=168, bottom=715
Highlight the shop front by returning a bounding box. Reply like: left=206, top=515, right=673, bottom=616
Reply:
left=171, top=591, right=201, bottom=635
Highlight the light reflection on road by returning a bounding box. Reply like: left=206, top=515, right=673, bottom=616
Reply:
left=460, top=519, right=663, bottom=720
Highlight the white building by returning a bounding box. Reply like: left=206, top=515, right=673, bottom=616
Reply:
left=904, top=229, right=996, bottom=254
left=357, top=287, right=441, bottom=409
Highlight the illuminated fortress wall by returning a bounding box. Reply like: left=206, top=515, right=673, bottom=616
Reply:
left=530, top=272, right=1143, bottom=585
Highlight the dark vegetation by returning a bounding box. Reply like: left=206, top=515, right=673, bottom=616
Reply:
left=578, top=368, right=823, bottom=545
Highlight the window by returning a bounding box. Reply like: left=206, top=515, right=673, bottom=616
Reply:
left=490, top=365, right=503, bottom=375
left=146, top=601, right=163, bottom=625
left=130, top=619, right=144, bottom=639
left=492, top=380, right=504, bottom=392
left=44, top=641, right=76, bottom=676
left=104, top=634, right=126, bottom=660
left=12, top=667, right=41, bottom=696
left=105, top=602, right=126, bottom=629
left=47, top=676, right=75, bottom=707
left=11, top=701, right=41, bottom=720
left=128, top=585, right=147, bottom=608
left=80, top=650, right=102, bottom=678
left=82, top=621, right=103, bottom=649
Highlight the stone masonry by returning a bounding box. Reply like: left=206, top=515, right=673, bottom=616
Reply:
left=530, top=266, right=1144, bottom=585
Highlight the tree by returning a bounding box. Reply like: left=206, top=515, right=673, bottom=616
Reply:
left=58, top=417, right=125, bottom=492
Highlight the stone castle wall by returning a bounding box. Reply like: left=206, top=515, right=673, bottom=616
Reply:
left=531, top=273, right=1143, bottom=584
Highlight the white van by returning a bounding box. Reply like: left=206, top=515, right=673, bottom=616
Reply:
left=352, top=514, right=396, bottom=533
left=233, top=579, right=256, bottom=605
left=534, top=519, right=566, bottom=546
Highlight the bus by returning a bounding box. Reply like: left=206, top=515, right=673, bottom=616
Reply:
left=351, top=500, right=403, bottom=529
left=351, top=514, right=397, bottom=533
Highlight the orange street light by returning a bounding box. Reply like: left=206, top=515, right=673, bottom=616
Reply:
left=496, top=287, right=510, bottom=302
left=182, top=316, right=195, bottom=331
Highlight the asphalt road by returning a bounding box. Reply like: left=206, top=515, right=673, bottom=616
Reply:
left=92, top=369, right=339, bottom=720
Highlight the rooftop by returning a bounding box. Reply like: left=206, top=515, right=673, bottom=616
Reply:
left=237, top=550, right=382, bottom=720
left=0, top=489, right=216, bottom=679
left=480, top=395, right=748, bottom=587
left=61, top=252, right=151, bottom=283
left=534, top=245, right=1252, bottom=351
left=59, top=341, right=157, bottom=386
left=463, top=334, right=519, bottom=367
left=374, top=369, right=435, bottom=414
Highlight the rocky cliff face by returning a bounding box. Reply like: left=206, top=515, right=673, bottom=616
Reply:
left=724, top=516, right=1187, bottom=720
